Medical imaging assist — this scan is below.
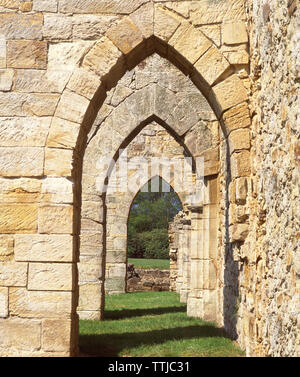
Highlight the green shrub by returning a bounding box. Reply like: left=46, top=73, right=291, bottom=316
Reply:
left=140, top=229, right=169, bottom=259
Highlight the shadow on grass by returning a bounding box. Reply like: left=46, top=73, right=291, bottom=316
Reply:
left=79, top=325, right=230, bottom=357
left=104, top=305, right=186, bottom=320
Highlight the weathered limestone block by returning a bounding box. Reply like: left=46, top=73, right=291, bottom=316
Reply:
left=0, top=318, right=41, bottom=352
left=7, top=40, right=47, bottom=69
left=72, top=15, right=120, bottom=40
left=46, top=117, right=81, bottom=150
left=229, top=223, right=249, bottom=242
left=0, top=0, right=21, bottom=10
left=130, top=2, right=153, bottom=39
left=200, top=147, right=220, bottom=176
left=78, top=255, right=103, bottom=283
left=106, top=263, right=126, bottom=278
left=113, top=236, right=127, bottom=251
left=0, top=287, right=8, bottom=318
left=110, top=84, right=133, bottom=106
left=30, top=95, right=62, bottom=117
left=165, top=96, right=200, bottom=136
left=58, top=0, right=148, bottom=14
left=294, top=250, right=300, bottom=277
left=78, top=282, right=102, bottom=311
left=15, top=69, right=71, bottom=93
left=152, top=83, right=177, bottom=120
left=19, top=2, right=33, bottom=12
left=28, top=262, right=75, bottom=291
left=154, top=6, right=181, bottom=42
left=0, top=36, right=6, bottom=69
left=43, top=14, right=72, bottom=40
left=81, top=219, right=103, bottom=234
left=0, top=69, right=13, bottom=91
left=82, top=36, right=125, bottom=81
left=210, top=75, right=248, bottom=115
left=105, top=277, right=125, bottom=293
left=80, top=233, right=103, bottom=256
left=105, top=249, right=126, bottom=263
left=48, top=41, right=94, bottom=71
left=55, top=89, right=90, bottom=124
left=9, top=288, right=73, bottom=318
left=0, top=93, right=59, bottom=117
left=223, top=49, right=249, bottom=65
left=188, top=0, right=246, bottom=25
left=223, top=21, right=248, bottom=45
left=0, top=178, right=41, bottom=204
left=0, top=204, right=37, bottom=233
left=44, top=148, right=73, bottom=177
left=107, top=17, right=144, bottom=55
left=229, top=180, right=236, bottom=203
left=0, top=261, right=27, bottom=286
left=222, top=102, right=251, bottom=135
left=38, top=205, right=73, bottom=234
left=201, top=290, right=218, bottom=322
left=235, top=205, right=249, bottom=223
left=33, top=0, right=58, bottom=12
left=200, top=24, right=221, bottom=47
left=194, top=45, right=231, bottom=86
left=171, top=25, right=212, bottom=65
left=0, top=13, right=43, bottom=39
left=231, top=151, right=251, bottom=178
left=0, top=117, right=51, bottom=147
left=0, top=235, right=14, bottom=262
left=14, top=234, right=73, bottom=262
left=42, top=319, right=72, bottom=352
left=40, top=177, right=73, bottom=204
left=81, top=201, right=103, bottom=223
left=67, top=67, right=101, bottom=100
left=236, top=177, right=248, bottom=204
left=228, top=128, right=251, bottom=153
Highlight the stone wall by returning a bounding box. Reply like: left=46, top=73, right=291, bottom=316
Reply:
left=0, top=0, right=298, bottom=357
left=168, top=210, right=191, bottom=300
left=243, top=0, right=300, bottom=356
left=127, top=267, right=170, bottom=292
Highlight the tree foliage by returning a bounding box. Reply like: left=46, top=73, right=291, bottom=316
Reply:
left=128, top=177, right=182, bottom=259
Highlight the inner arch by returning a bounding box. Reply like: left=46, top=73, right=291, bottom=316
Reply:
left=104, top=122, right=194, bottom=296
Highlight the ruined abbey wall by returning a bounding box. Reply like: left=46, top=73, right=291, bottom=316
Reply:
left=0, top=0, right=298, bottom=357
left=244, top=0, right=300, bottom=356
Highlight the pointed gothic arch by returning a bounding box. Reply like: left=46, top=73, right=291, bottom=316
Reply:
left=0, top=5, right=251, bottom=356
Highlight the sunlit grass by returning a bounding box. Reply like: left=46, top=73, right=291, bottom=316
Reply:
left=79, top=291, right=245, bottom=357
left=128, top=258, right=169, bottom=270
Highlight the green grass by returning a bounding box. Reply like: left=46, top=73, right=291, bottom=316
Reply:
left=79, top=291, right=245, bottom=357
left=128, top=258, right=170, bottom=270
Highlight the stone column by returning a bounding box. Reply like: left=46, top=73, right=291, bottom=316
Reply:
left=168, top=221, right=178, bottom=292
left=105, top=199, right=127, bottom=294
left=187, top=203, right=218, bottom=322
left=180, top=217, right=191, bottom=302
left=78, top=197, right=104, bottom=320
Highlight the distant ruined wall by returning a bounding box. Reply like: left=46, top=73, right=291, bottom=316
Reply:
left=127, top=267, right=170, bottom=292
left=168, top=210, right=191, bottom=301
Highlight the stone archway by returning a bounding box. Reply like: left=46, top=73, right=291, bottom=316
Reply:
left=78, top=52, right=220, bottom=319
left=105, top=123, right=188, bottom=296
left=0, top=4, right=251, bottom=356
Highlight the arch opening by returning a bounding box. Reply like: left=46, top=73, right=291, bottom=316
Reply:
left=77, top=48, right=226, bottom=354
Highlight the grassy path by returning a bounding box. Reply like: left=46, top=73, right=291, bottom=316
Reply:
left=79, top=291, right=244, bottom=357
